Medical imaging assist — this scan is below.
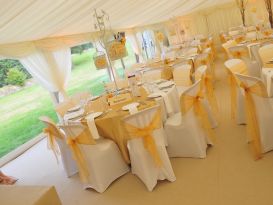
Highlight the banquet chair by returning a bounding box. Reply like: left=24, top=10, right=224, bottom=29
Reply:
left=55, top=99, right=75, bottom=118
left=261, top=29, right=273, bottom=39
left=258, top=44, right=273, bottom=67
left=234, top=73, right=273, bottom=158
left=224, top=59, right=247, bottom=124
left=229, top=45, right=261, bottom=77
left=123, top=105, right=176, bottom=191
left=195, top=66, right=218, bottom=129
left=59, top=123, right=129, bottom=193
left=164, top=80, right=212, bottom=158
left=222, top=40, right=238, bottom=59
left=142, top=69, right=162, bottom=82
left=70, top=92, right=92, bottom=105
left=39, top=116, right=78, bottom=177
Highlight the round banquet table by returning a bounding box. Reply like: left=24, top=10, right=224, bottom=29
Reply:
left=65, top=81, right=180, bottom=164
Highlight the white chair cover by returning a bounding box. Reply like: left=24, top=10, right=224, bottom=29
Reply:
left=228, top=45, right=261, bottom=77
left=235, top=74, right=273, bottom=153
left=123, top=106, right=176, bottom=191
left=39, top=116, right=78, bottom=178
left=164, top=80, right=211, bottom=158
left=59, top=124, right=129, bottom=193
left=224, top=59, right=246, bottom=124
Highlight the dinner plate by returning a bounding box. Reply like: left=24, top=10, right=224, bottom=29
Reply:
left=67, top=105, right=81, bottom=112
left=122, top=102, right=140, bottom=111
left=158, top=81, right=174, bottom=89
left=86, top=112, right=103, bottom=119
left=147, top=93, right=162, bottom=98
left=88, top=95, right=100, bottom=101
left=65, top=109, right=84, bottom=120
left=153, top=79, right=165, bottom=84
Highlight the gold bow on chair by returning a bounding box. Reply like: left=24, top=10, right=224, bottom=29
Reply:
left=230, top=50, right=248, bottom=59
left=226, top=62, right=248, bottom=119
left=181, top=90, right=214, bottom=142
left=201, top=74, right=219, bottom=116
left=43, top=127, right=64, bottom=162
left=123, top=109, right=162, bottom=167
left=66, top=128, right=96, bottom=182
left=240, top=81, right=268, bottom=159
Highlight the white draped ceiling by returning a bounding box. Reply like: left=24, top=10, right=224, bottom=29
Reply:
left=0, top=0, right=233, bottom=45
left=0, top=0, right=266, bottom=99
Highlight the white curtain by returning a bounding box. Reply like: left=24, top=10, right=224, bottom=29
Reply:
left=126, top=32, right=144, bottom=62
left=20, top=48, right=71, bottom=101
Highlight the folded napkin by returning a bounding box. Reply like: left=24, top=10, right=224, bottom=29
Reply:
left=86, top=114, right=100, bottom=139
left=128, top=106, right=138, bottom=114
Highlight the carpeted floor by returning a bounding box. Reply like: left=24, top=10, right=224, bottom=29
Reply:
left=2, top=53, right=273, bottom=205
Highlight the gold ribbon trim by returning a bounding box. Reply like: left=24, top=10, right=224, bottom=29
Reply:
left=181, top=91, right=214, bottom=142
left=66, top=127, right=96, bottom=182
left=226, top=62, right=248, bottom=119
left=123, top=109, right=162, bottom=167
left=202, top=74, right=219, bottom=116
left=43, top=127, right=64, bottom=162
left=240, top=81, right=268, bottom=159
left=230, top=50, right=248, bottom=59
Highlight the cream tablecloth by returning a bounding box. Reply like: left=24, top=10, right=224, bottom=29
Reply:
left=0, top=186, right=62, bottom=205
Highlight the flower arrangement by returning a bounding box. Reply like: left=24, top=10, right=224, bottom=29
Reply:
left=156, top=32, right=165, bottom=42
left=107, top=41, right=127, bottom=61
left=94, top=54, right=108, bottom=69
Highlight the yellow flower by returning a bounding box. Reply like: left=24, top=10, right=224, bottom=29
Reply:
left=251, top=7, right=257, bottom=13
left=156, top=32, right=164, bottom=42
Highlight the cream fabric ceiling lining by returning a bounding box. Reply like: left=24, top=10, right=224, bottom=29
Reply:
left=0, top=0, right=233, bottom=45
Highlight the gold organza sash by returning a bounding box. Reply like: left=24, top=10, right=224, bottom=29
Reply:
left=43, top=127, right=64, bottom=162
left=227, top=62, right=248, bottom=119
left=240, top=81, right=268, bottom=159
left=66, top=127, right=96, bottom=182
left=181, top=91, right=213, bottom=141
left=201, top=74, right=218, bottom=115
left=123, top=109, right=162, bottom=167
left=230, top=49, right=249, bottom=59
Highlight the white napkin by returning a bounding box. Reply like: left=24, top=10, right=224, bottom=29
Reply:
left=129, top=106, right=138, bottom=114
left=158, top=91, right=173, bottom=115
left=86, top=114, right=100, bottom=139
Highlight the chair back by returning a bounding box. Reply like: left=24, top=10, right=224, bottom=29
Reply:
left=55, top=99, right=75, bottom=117
left=235, top=73, right=271, bottom=158
left=229, top=45, right=250, bottom=61
left=224, top=59, right=248, bottom=75
left=259, top=44, right=273, bottom=66
left=123, top=105, right=165, bottom=166
left=142, top=69, right=162, bottom=82
left=195, top=65, right=207, bottom=81
left=70, top=92, right=91, bottom=105
left=194, top=53, right=210, bottom=69
left=173, top=64, right=192, bottom=86
left=222, top=40, right=238, bottom=58
left=40, top=116, right=65, bottom=139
